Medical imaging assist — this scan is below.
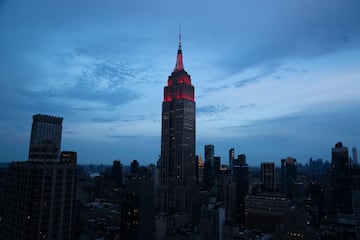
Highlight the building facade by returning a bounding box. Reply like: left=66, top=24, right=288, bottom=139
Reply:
left=261, top=162, right=275, bottom=191
left=1, top=157, right=77, bottom=240
left=29, top=114, right=63, bottom=159
left=229, top=148, right=235, bottom=171
left=158, top=36, right=198, bottom=222
left=1, top=114, right=76, bottom=240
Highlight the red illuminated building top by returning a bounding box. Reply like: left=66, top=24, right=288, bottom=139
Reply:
left=163, top=34, right=194, bottom=103
left=174, top=33, right=184, bottom=72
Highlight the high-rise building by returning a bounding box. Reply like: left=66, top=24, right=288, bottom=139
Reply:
left=233, top=154, right=249, bottom=225
left=112, top=160, right=123, bottom=187
left=205, top=144, right=215, bottom=163
left=196, top=155, right=204, bottom=184
left=1, top=114, right=77, bottom=240
left=29, top=114, right=63, bottom=159
left=158, top=35, right=198, bottom=223
left=352, top=190, right=360, bottom=239
left=229, top=148, right=235, bottom=171
left=122, top=177, right=154, bottom=240
left=261, top=162, right=275, bottom=191
left=200, top=197, right=225, bottom=240
left=353, top=147, right=358, bottom=166
left=331, top=142, right=353, bottom=213
left=130, top=159, right=140, bottom=175
left=204, top=144, right=215, bottom=189
left=280, top=157, right=297, bottom=198
left=1, top=157, right=77, bottom=240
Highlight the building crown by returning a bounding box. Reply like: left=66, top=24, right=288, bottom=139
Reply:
left=174, top=32, right=184, bottom=72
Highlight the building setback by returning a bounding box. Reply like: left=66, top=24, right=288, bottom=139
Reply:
left=29, top=114, right=63, bottom=159
left=1, top=114, right=77, bottom=240
left=157, top=35, right=199, bottom=223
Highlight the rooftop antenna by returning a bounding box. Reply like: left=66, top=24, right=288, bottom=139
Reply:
left=178, top=25, right=182, bottom=50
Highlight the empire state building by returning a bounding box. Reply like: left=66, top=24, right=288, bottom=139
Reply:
left=158, top=35, right=199, bottom=222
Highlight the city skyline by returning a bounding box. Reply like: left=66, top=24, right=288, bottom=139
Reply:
left=0, top=1, right=360, bottom=165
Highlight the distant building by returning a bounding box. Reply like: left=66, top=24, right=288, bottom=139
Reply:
left=292, top=180, right=305, bottom=208
left=275, top=207, right=313, bottom=240
left=122, top=177, right=154, bottom=240
left=196, top=155, right=204, bottom=184
left=223, top=176, right=237, bottom=221
left=331, top=142, right=353, bottom=213
left=112, top=160, right=123, bottom=187
left=281, top=157, right=297, bottom=199
left=200, top=197, right=225, bottom=240
left=233, top=154, right=248, bottom=225
left=261, top=162, right=275, bottom=191
left=214, top=156, right=221, bottom=175
left=352, top=190, right=360, bottom=239
left=29, top=114, right=63, bottom=159
left=244, top=193, right=290, bottom=233
left=229, top=148, right=235, bottom=171
left=130, top=159, right=140, bottom=175
left=353, top=147, right=358, bottom=166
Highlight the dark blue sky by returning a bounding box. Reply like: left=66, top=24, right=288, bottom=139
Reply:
left=0, top=0, right=360, bottom=166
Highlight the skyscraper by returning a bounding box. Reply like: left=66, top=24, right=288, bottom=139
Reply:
left=158, top=35, right=198, bottom=222
left=29, top=114, right=63, bottom=159
left=233, top=154, right=248, bottom=225
left=331, top=142, right=353, bottom=213
left=281, top=157, right=297, bottom=198
left=261, top=162, right=275, bottom=191
left=229, top=148, right=235, bottom=171
left=1, top=114, right=77, bottom=240
left=353, top=146, right=358, bottom=166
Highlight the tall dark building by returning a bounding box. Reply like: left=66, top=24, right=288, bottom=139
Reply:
left=229, top=148, right=235, bottom=171
left=1, top=158, right=77, bottom=240
left=281, top=157, right=297, bottom=198
left=1, top=114, right=77, bottom=240
left=130, top=159, right=140, bottom=175
left=158, top=36, right=198, bottom=222
left=204, top=144, right=215, bottom=174
left=29, top=114, right=63, bottom=159
left=261, top=162, right=275, bottom=191
left=353, top=147, right=358, bottom=166
left=233, top=154, right=248, bottom=225
left=331, top=142, right=353, bottom=213
left=112, top=160, right=123, bottom=187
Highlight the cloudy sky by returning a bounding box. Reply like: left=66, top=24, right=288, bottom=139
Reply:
left=1, top=0, right=359, bottom=166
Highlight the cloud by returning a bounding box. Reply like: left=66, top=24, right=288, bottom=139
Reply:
left=107, top=135, right=140, bottom=139
left=91, top=118, right=119, bottom=123
left=197, top=105, right=230, bottom=116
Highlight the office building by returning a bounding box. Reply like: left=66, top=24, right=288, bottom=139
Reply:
left=281, top=157, right=297, bottom=198
left=29, top=114, right=63, bottom=159
left=244, top=193, right=290, bottom=233
left=331, top=142, right=353, bottom=213
left=229, top=148, right=235, bottom=171
left=261, top=162, right=275, bottom=191
left=158, top=35, right=199, bottom=223
left=352, top=190, right=360, bottom=240
left=233, top=154, right=248, bottom=225
left=353, top=147, right=358, bottom=166
left=1, top=154, right=77, bottom=240
left=1, top=114, right=76, bottom=240
left=200, top=197, right=225, bottom=240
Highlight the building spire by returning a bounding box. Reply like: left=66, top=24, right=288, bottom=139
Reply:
left=174, top=27, right=184, bottom=72
left=178, top=26, right=182, bottom=51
